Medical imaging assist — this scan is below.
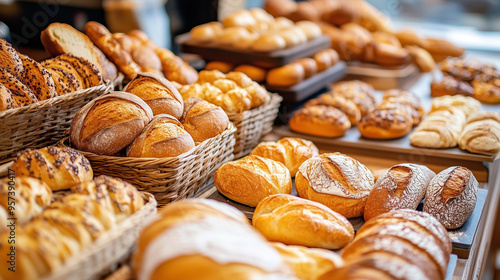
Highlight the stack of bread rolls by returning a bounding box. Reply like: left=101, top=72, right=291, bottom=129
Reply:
left=178, top=70, right=270, bottom=113
left=132, top=199, right=297, bottom=280
left=190, top=8, right=322, bottom=52
left=432, top=57, right=500, bottom=104
left=0, top=38, right=103, bottom=112
left=0, top=175, right=145, bottom=280
left=410, top=95, right=480, bottom=148
left=459, top=111, right=500, bottom=154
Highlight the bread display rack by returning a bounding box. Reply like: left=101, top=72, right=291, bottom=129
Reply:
left=0, top=81, right=113, bottom=164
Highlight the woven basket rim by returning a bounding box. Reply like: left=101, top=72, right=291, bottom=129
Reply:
left=59, top=122, right=237, bottom=164
left=0, top=82, right=112, bottom=118
left=40, top=191, right=157, bottom=280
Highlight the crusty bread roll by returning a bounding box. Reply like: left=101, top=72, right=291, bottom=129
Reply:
left=296, top=58, right=317, bottom=79
left=295, top=21, right=322, bottom=40
left=372, top=42, right=410, bottom=66
left=214, top=155, right=292, bottom=207
left=0, top=38, right=24, bottom=79
left=126, top=114, right=195, bottom=158
left=459, top=111, right=500, bottom=154
left=270, top=242, right=343, bottom=280
left=12, top=146, right=93, bottom=191
left=331, top=209, right=451, bottom=280
left=330, top=80, right=376, bottom=116
left=181, top=97, right=229, bottom=143
left=363, top=163, right=436, bottom=221
left=253, top=194, right=354, bottom=249
left=0, top=68, right=38, bottom=107
left=19, top=54, right=57, bottom=101
left=250, top=137, right=319, bottom=177
left=252, top=34, right=287, bottom=52
left=264, top=0, right=298, bottom=18
left=358, top=107, right=413, bottom=139
left=267, top=62, right=305, bottom=86
left=205, top=61, right=234, bottom=73
left=225, top=71, right=253, bottom=88
left=219, top=27, right=253, bottom=46
left=190, top=22, right=224, bottom=42
left=124, top=72, right=184, bottom=119
left=44, top=54, right=103, bottom=91
left=0, top=177, right=52, bottom=224
left=289, top=105, right=351, bottom=138
left=305, top=93, right=361, bottom=125
left=70, top=92, right=153, bottom=155
left=233, top=65, right=267, bottom=83
left=296, top=153, right=375, bottom=218
left=133, top=201, right=292, bottom=280
left=423, top=166, right=478, bottom=229
left=313, top=50, right=334, bottom=72
left=431, top=76, right=474, bottom=97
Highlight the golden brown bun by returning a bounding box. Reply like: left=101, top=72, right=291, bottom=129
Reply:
left=406, top=45, right=435, bottom=72
left=358, top=108, right=413, bottom=139
left=289, top=105, right=350, bottom=138
left=296, top=58, right=317, bottom=79
left=190, top=22, right=224, bottom=42
left=330, top=80, right=376, bottom=116
left=0, top=68, right=38, bottom=107
left=179, top=82, right=252, bottom=113
left=93, top=45, right=118, bottom=81
left=270, top=242, right=343, bottom=280
left=42, top=58, right=84, bottom=93
left=296, top=153, right=375, bottom=218
left=160, top=55, right=199, bottom=85
left=50, top=54, right=103, bottom=89
left=295, top=21, right=322, bottom=39
left=372, top=43, right=410, bottom=66
left=305, top=93, right=361, bottom=125
left=181, top=97, right=230, bottom=143
left=459, top=111, right=500, bottom=154
left=234, top=65, right=267, bottom=83
left=85, top=21, right=141, bottom=79
left=264, top=0, right=297, bottom=18
left=131, top=45, right=163, bottom=75
left=224, top=71, right=253, bottom=88
left=12, top=146, right=93, bottom=191
left=345, top=209, right=452, bottom=280
left=205, top=61, right=234, bottom=73
left=124, top=72, right=183, bottom=118
left=224, top=71, right=270, bottom=108
left=252, top=34, right=287, bottom=52
left=0, top=83, right=16, bottom=111
left=424, top=38, right=465, bottom=62
left=0, top=38, right=24, bottom=79
left=313, top=50, right=335, bottom=72
left=288, top=2, right=321, bottom=22
left=371, top=32, right=401, bottom=48
left=19, top=54, right=57, bottom=101
left=250, top=137, right=319, bottom=177
left=423, top=166, right=478, bottom=229
left=431, top=76, right=474, bottom=97
left=267, top=62, right=305, bottom=86
left=214, top=155, right=292, bottom=207
left=363, top=163, right=436, bottom=221
left=40, top=23, right=104, bottom=75
left=0, top=176, right=52, bottom=224
left=253, top=194, right=354, bottom=249
left=70, top=92, right=154, bottom=155
left=126, top=114, right=195, bottom=158
left=380, top=89, right=424, bottom=126
left=393, top=29, right=427, bottom=48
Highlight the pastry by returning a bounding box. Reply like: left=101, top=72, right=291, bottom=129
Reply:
left=431, top=76, right=474, bottom=97
left=409, top=108, right=466, bottom=148
left=289, top=105, right=350, bottom=138
left=358, top=107, right=413, bottom=139
left=406, top=45, right=435, bottom=72
left=305, top=93, right=361, bottom=125
left=330, top=80, right=376, bottom=116
left=459, top=111, right=500, bottom=154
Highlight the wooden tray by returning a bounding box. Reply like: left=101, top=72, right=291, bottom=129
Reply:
left=178, top=33, right=331, bottom=69
left=264, top=62, right=346, bottom=103
left=206, top=185, right=487, bottom=259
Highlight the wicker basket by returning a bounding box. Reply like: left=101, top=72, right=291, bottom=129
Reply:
left=0, top=83, right=113, bottom=164
left=59, top=123, right=236, bottom=206
left=41, top=192, right=157, bottom=280
left=228, top=93, right=282, bottom=159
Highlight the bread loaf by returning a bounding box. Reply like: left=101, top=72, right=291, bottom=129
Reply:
left=406, top=45, right=435, bottom=72
left=363, top=163, right=436, bottom=221
left=205, top=61, right=234, bottom=73
left=70, top=92, right=153, bottom=155
left=131, top=45, right=163, bottom=75
left=330, top=80, right=376, bottom=116
left=19, top=54, right=57, bottom=101
left=0, top=38, right=24, bottom=80
left=126, top=114, right=195, bottom=158
left=253, top=194, right=354, bottom=249
left=266, top=62, right=305, bottom=86
left=459, top=111, right=500, bottom=154
left=42, top=58, right=84, bottom=93
left=12, top=146, right=93, bottom=191
left=0, top=177, right=52, bottom=224
left=93, top=45, right=118, bottom=81
left=214, top=155, right=292, bottom=207
left=0, top=83, right=16, bottom=111
left=0, top=68, right=38, bottom=107
left=289, top=105, right=351, bottom=138
left=296, top=153, right=375, bottom=218
left=358, top=108, right=413, bottom=139
left=305, top=93, right=361, bottom=125
left=423, top=166, right=478, bottom=229
left=270, top=242, right=343, bottom=280
left=124, top=72, right=184, bottom=118
left=51, top=54, right=103, bottom=89
left=233, top=65, right=267, bottom=82
left=181, top=97, right=229, bottom=143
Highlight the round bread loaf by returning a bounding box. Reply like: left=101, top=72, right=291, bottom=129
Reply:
left=297, top=58, right=318, bottom=79
left=214, top=155, right=292, bottom=207
left=313, top=50, right=334, bottom=72
left=423, top=166, right=478, bottom=229
left=11, top=146, right=93, bottom=191
left=250, top=137, right=318, bottom=177
left=124, top=72, right=184, bottom=119
left=252, top=34, right=287, bottom=52
left=253, top=194, right=354, bottom=249
left=358, top=108, right=413, bottom=139
left=127, top=114, right=195, bottom=158
left=266, top=62, right=305, bottom=87
left=296, top=153, right=374, bottom=218
left=181, top=97, right=229, bottom=143
left=289, top=105, right=350, bottom=138
left=305, top=93, right=361, bottom=125
left=363, top=163, right=436, bottom=221
left=70, top=91, right=153, bottom=155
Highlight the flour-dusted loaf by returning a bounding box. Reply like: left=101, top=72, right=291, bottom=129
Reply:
left=214, top=155, right=292, bottom=207
left=250, top=137, right=319, bottom=177
left=423, top=166, right=478, bottom=229
left=364, top=163, right=436, bottom=221
left=70, top=92, right=153, bottom=155
left=253, top=194, right=354, bottom=249
left=296, top=153, right=375, bottom=218
left=12, top=146, right=93, bottom=191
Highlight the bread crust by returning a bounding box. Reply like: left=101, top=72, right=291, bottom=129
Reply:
left=19, top=54, right=57, bottom=100
left=0, top=38, right=24, bottom=80
left=181, top=97, right=229, bottom=143
left=289, top=105, right=350, bottom=138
